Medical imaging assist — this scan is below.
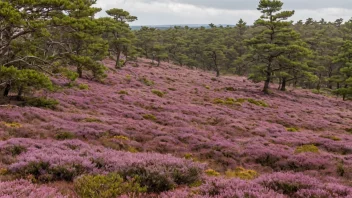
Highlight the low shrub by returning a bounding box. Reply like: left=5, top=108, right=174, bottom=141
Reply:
left=205, top=169, right=220, bottom=177
left=151, top=89, right=164, bottom=97
left=24, top=97, right=59, bottom=109
left=295, top=145, right=319, bottom=154
left=84, top=117, right=103, bottom=123
left=55, top=131, right=76, bottom=140
left=7, top=145, right=27, bottom=156
left=225, top=167, right=258, bottom=180
left=286, top=127, right=300, bottom=132
left=168, top=88, right=176, bottom=91
left=139, top=77, right=154, bottom=86
left=74, top=173, right=147, bottom=198
left=78, top=84, right=89, bottom=90
left=143, top=114, right=157, bottom=121
left=2, top=122, right=22, bottom=128
left=118, top=90, right=129, bottom=95
left=320, top=135, right=341, bottom=141
left=247, top=98, right=269, bottom=107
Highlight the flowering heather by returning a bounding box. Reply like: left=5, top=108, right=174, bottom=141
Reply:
left=0, top=180, right=66, bottom=198
left=0, top=58, right=351, bottom=196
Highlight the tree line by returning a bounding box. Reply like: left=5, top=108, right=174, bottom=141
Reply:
left=134, top=0, right=352, bottom=99
left=0, top=0, right=351, bottom=101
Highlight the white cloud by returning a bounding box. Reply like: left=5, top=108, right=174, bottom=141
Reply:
left=96, top=0, right=352, bottom=25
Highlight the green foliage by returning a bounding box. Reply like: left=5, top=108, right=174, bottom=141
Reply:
left=151, top=89, right=164, bottom=97
left=7, top=145, right=27, bottom=156
left=142, top=114, right=157, bottom=121
left=118, top=90, right=129, bottom=95
left=74, top=173, right=147, bottom=198
left=225, top=167, right=258, bottom=180
left=205, top=169, right=220, bottom=177
left=246, top=98, right=269, bottom=107
left=78, top=84, right=89, bottom=90
left=55, top=131, right=76, bottom=140
left=84, top=118, right=103, bottom=123
left=139, top=77, right=154, bottom=86
left=24, top=97, right=59, bottom=109
left=286, top=127, right=300, bottom=132
left=0, top=66, right=53, bottom=97
left=295, top=145, right=319, bottom=154
left=320, top=135, right=341, bottom=141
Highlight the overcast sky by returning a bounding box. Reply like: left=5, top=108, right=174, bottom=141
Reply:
left=96, top=0, right=352, bottom=25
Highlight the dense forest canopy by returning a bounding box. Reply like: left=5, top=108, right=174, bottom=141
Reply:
left=0, top=0, right=351, bottom=101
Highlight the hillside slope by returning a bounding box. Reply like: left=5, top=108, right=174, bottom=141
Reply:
left=0, top=59, right=352, bottom=197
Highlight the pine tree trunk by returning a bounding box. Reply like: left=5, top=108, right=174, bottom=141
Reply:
left=263, top=71, right=271, bottom=94
left=115, top=50, right=121, bottom=68
left=281, top=78, right=287, bottom=91
left=77, top=65, right=83, bottom=78
left=3, top=83, right=11, bottom=97
left=17, top=87, right=23, bottom=100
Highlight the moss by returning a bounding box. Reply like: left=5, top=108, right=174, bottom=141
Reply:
left=204, top=85, right=210, bottom=89
left=143, top=114, right=157, bottom=121
left=151, top=89, right=164, bottom=97
left=118, top=90, right=129, bottom=95
left=168, top=88, right=177, bottom=91
left=78, top=84, right=89, bottom=90
left=295, top=144, right=319, bottom=154
left=286, top=127, right=300, bottom=132
left=184, top=153, right=193, bottom=160
left=125, top=74, right=132, bottom=82
left=84, top=118, right=102, bottom=123
left=2, top=122, right=22, bottom=128
left=205, top=169, right=220, bottom=177
left=127, top=146, right=139, bottom=153
left=225, top=167, right=258, bottom=180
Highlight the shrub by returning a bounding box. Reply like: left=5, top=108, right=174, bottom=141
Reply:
left=224, top=87, right=236, bottom=91
left=2, top=122, right=22, bottom=128
left=55, top=131, right=76, bottom=140
left=320, top=135, right=341, bottom=141
left=295, top=145, right=319, bottom=154
left=78, top=83, right=89, bottom=90
left=286, top=127, right=299, bottom=132
left=24, top=97, right=59, bottom=109
left=151, top=89, right=164, bottom=97
left=139, top=77, right=154, bottom=86
left=143, top=114, right=157, bottom=121
left=225, top=167, right=258, bottom=180
left=84, top=117, right=102, bottom=123
left=205, top=169, right=220, bottom=177
left=74, top=173, right=147, bottom=198
left=247, top=98, right=269, bottom=107
left=7, top=145, right=27, bottom=156
left=118, top=90, right=129, bottom=95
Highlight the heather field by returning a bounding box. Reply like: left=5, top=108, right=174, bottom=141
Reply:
left=0, top=59, right=352, bottom=197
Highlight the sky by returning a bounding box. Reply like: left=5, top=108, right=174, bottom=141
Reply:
left=96, top=0, right=352, bottom=25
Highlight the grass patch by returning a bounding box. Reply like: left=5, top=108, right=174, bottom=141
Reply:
left=78, top=84, right=89, bottom=90
left=320, top=135, right=341, bottom=141
left=205, top=169, right=220, bottom=177
left=55, top=131, right=76, bottom=140
left=295, top=145, right=319, bottom=154
left=113, top=135, right=130, bottom=141
left=118, top=90, right=129, bottom=95
left=286, top=127, right=299, bottom=132
left=143, top=114, right=157, bottom=121
left=84, top=117, right=103, bottom=123
left=151, top=90, right=164, bottom=97
left=139, top=77, right=154, bottom=86
left=2, top=122, right=22, bottom=128
left=225, top=167, right=258, bottom=180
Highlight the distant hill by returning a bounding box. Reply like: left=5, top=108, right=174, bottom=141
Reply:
left=131, top=24, right=236, bottom=30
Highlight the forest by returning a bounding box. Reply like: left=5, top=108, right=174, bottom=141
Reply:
left=0, top=0, right=352, bottom=198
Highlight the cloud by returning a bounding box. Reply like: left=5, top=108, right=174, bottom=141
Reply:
left=96, top=0, right=352, bottom=25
